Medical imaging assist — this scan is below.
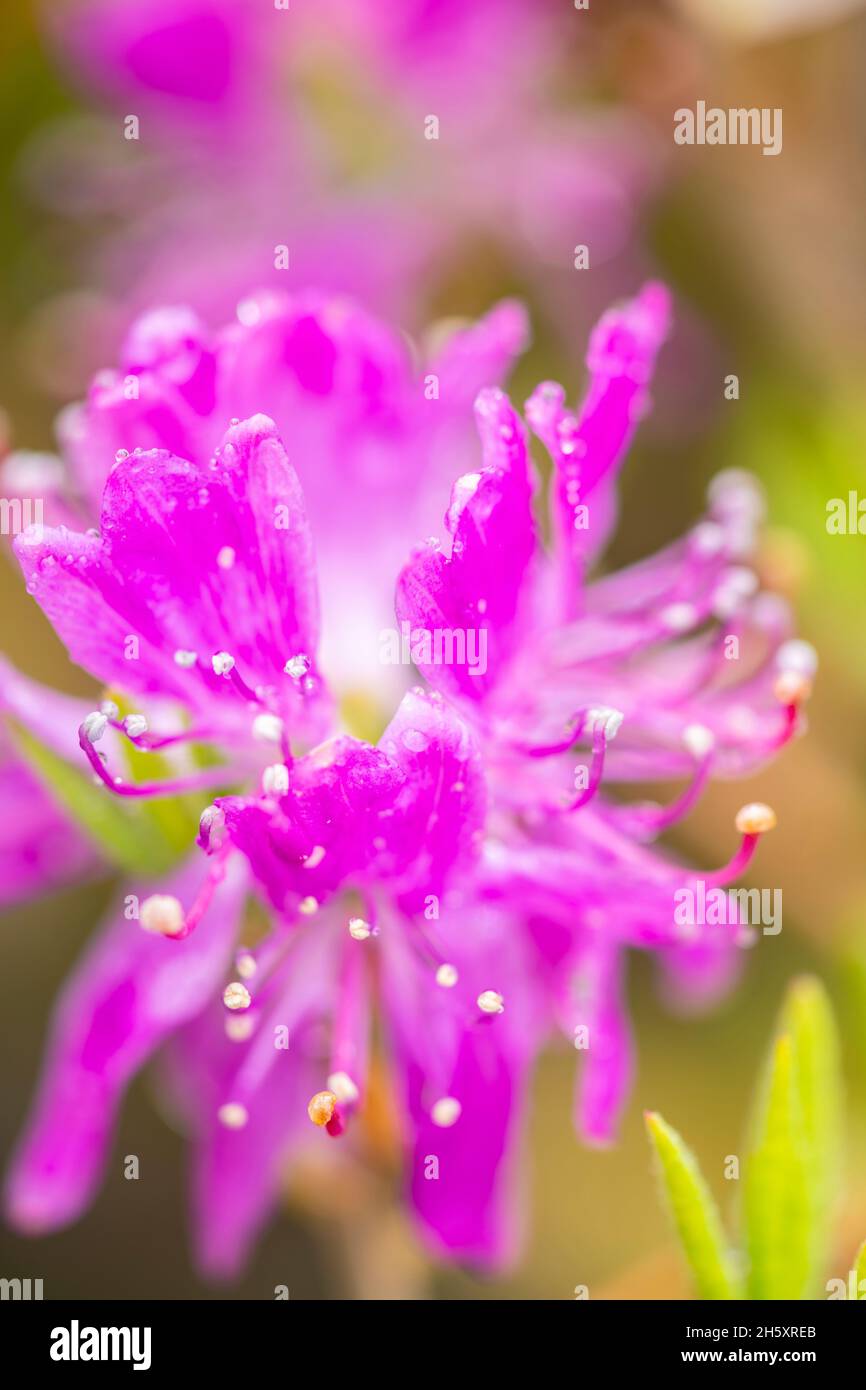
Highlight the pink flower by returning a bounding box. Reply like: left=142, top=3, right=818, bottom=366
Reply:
left=2, top=285, right=811, bottom=1277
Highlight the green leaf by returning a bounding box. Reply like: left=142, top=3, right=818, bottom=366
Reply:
left=8, top=717, right=184, bottom=877
left=743, top=977, right=842, bottom=1299
left=645, top=1110, right=742, bottom=1300
left=855, top=1240, right=866, bottom=1300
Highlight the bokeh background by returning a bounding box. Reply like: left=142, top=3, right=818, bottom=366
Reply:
left=2, top=0, right=866, bottom=1299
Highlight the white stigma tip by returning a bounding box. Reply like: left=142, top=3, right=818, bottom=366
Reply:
left=431, top=1097, right=462, bottom=1128
left=174, top=649, right=198, bottom=668
left=218, top=1103, right=249, bottom=1130
left=327, top=1071, right=360, bottom=1106
left=348, top=917, right=371, bottom=940
left=223, top=981, right=252, bottom=1011
left=735, top=802, right=777, bottom=836
left=477, top=989, right=504, bottom=1015
left=262, top=763, right=290, bottom=796
left=122, top=714, right=148, bottom=738
left=82, top=711, right=108, bottom=743
left=436, top=963, right=459, bottom=989
left=140, top=894, right=185, bottom=938
left=252, top=713, right=284, bottom=744
left=212, top=651, right=235, bottom=676
left=284, top=653, right=311, bottom=679
left=682, top=723, right=715, bottom=759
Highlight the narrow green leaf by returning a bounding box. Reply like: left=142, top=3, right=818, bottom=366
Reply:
left=744, top=977, right=842, bottom=1299
left=744, top=1033, right=810, bottom=1298
left=853, top=1239, right=866, bottom=1300
left=778, top=977, right=842, bottom=1289
left=8, top=718, right=183, bottom=876
left=645, top=1110, right=742, bottom=1300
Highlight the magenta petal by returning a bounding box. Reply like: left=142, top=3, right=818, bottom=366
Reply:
left=4, top=854, right=246, bottom=1234
left=14, top=416, right=325, bottom=727
left=219, top=738, right=406, bottom=912
left=383, top=905, right=541, bottom=1268
left=526, top=282, right=671, bottom=583
left=166, top=923, right=339, bottom=1278
left=378, top=688, right=486, bottom=912
left=572, top=940, right=634, bottom=1145
left=395, top=387, right=537, bottom=699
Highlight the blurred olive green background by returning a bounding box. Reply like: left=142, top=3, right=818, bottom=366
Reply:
left=2, top=0, right=866, bottom=1299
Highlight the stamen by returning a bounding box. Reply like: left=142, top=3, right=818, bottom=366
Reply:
left=431, top=1097, right=462, bottom=1128
left=348, top=917, right=372, bottom=941
left=100, top=699, right=119, bottom=720
left=298, top=896, right=319, bottom=916
left=122, top=714, right=148, bottom=738
left=223, top=981, right=252, bottom=1011
left=302, top=844, right=326, bottom=870
left=559, top=709, right=622, bottom=813
left=174, top=649, right=198, bottom=668
left=216, top=546, right=236, bottom=570
left=78, top=719, right=235, bottom=800
left=436, top=963, right=459, bottom=988
left=140, top=894, right=185, bottom=938
left=735, top=802, right=777, bottom=836
left=694, top=803, right=777, bottom=890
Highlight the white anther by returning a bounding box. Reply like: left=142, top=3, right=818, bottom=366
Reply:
left=123, top=714, right=148, bottom=738
left=236, top=953, right=257, bottom=980
left=682, top=724, right=715, bottom=759
left=140, top=894, right=185, bottom=938
left=327, top=1071, right=360, bottom=1106
left=82, top=711, right=108, bottom=743
left=775, top=639, right=818, bottom=678
left=99, top=699, right=119, bottom=720
left=477, top=990, right=504, bottom=1015
left=223, top=981, right=252, bottom=1011
left=284, top=654, right=311, bottom=679
left=586, top=707, right=624, bottom=740
left=225, top=1014, right=255, bottom=1043
left=262, top=763, right=290, bottom=796
left=216, top=546, right=236, bottom=570
left=174, top=649, right=198, bottom=668
left=212, top=651, right=235, bottom=676
left=302, top=844, right=326, bottom=870
left=218, top=1103, right=249, bottom=1129
left=431, top=1097, right=462, bottom=1128
left=348, top=917, right=371, bottom=940
left=436, top=963, right=459, bottom=988
left=298, top=896, right=319, bottom=916
left=252, top=713, right=284, bottom=744
left=660, top=602, right=698, bottom=632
